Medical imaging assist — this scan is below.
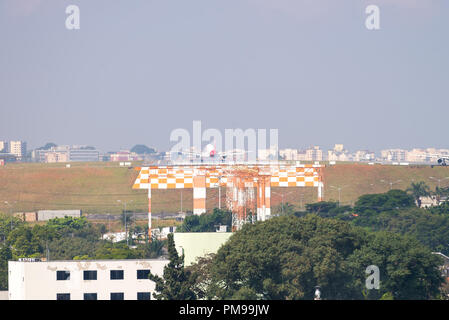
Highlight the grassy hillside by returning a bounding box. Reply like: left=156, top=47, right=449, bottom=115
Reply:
left=0, top=162, right=448, bottom=215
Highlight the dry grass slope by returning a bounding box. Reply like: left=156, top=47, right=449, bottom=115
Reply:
left=0, top=162, right=448, bottom=215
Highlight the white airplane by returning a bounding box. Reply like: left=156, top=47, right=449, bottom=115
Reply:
left=417, top=153, right=449, bottom=167
left=433, top=156, right=448, bottom=167
left=177, top=143, right=250, bottom=162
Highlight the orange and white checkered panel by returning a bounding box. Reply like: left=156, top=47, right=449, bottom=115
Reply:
left=133, top=164, right=322, bottom=189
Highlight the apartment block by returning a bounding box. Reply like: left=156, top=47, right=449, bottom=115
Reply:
left=9, top=141, right=27, bottom=160
left=8, top=259, right=168, bottom=300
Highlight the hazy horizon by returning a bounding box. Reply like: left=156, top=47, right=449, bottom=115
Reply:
left=1, top=0, right=448, bottom=153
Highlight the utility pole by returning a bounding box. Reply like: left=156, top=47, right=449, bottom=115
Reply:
left=117, top=200, right=130, bottom=246
left=272, top=191, right=293, bottom=215
left=4, top=201, right=14, bottom=230
left=330, top=186, right=347, bottom=207
left=180, top=189, right=183, bottom=212
left=218, top=175, right=222, bottom=210
left=299, top=193, right=304, bottom=210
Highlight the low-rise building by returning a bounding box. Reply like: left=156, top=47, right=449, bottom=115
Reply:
left=37, top=210, right=82, bottom=221
left=109, top=151, right=141, bottom=162
left=45, top=151, right=69, bottom=163
left=69, top=146, right=99, bottom=162
left=174, top=232, right=232, bottom=266
left=8, top=259, right=168, bottom=300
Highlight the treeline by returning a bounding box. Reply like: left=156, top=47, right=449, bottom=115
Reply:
left=298, top=187, right=449, bottom=255
left=0, top=216, right=164, bottom=290
left=154, top=216, right=445, bottom=300
left=160, top=182, right=449, bottom=300
left=177, top=208, right=232, bottom=232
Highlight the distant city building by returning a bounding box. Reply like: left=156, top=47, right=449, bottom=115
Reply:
left=9, top=141, right=26, bottom=160
left=33, top=145, right=100, bottom=163
left=381, top=149, right=407, bottom=162
left=45, top=151, right=69, bottom=163
left=257, top=147, right=278, bottom=161
left=328, top=144, right=351, bottom=162
left=8, top=259, right=168, bottom=300
left=0, top=141, right=8, bottom=153
left=109, top=151, right=140, bottom=162
left=305, top=146, right=323, bottom=161
left=69, top=146, right=99, bottom=162
left=32, top=149, right=48, bottom=163
left=406, top=148, right=449, bottom=163
left=279, top=148, right=299, bottom=161
left=0, top=153, right=17, bottom=163
left=353, top=150, right=375, bottom=162
left=333, top=144, right=344, bottom=153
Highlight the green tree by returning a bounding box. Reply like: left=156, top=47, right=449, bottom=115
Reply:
left=346, top=231, right=444, bottom=300
left=407, top=181, right=431, bottom=208
left=355, top=189, right=415, bottom=215
left=434, top=186, right=449, bottom=203
left=177, top=208, right=231, bottom=232
left=0, top=244, right=12, bottom=290
left=204, top=215, right=443, bottom=300
left=136, top=239, right=165, bottom=259
left=94, top=242, right=138, bottom=260
left=303, top=201, right=352, bottom=219
left=47, top=237, right=101, bottom=260
left=273, top=202, right=295, bottom=216
left=36, top=142, right=57, bottom=150
left=7, top=226, right=42, bottom=258
left=130, top=144, right=156, bottom=155
left=207, top=215, right=366, bottom=300
left=149, top=233, right=196, bottom=300
left=120, top=211, right=134, bottom=228
left=187, top=253, right=215, bottom=300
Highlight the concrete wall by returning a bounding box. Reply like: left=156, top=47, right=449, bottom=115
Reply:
left=0, top=291, right=8, bottom=300
left=174, top=232, right=233, bottom=266
left=37, top=210, right=81, bottom=221
left=8, top=259, right=168, bottom=300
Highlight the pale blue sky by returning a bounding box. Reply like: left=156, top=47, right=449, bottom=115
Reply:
left=0, top=0, right=448, bottom=153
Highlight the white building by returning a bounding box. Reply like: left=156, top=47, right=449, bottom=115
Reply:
left=8, top=259, right=168, bottom=300
left=36, top=210, right=82, bottom=221
left=380, top=149, right=407, bottom=162
left=174, top=232, right=232, bottom=266
left=305, top=146, right=323, bottom=161
left=9, top=141, right=27, bottom=160
left=353, top=150, right=375, bottom=162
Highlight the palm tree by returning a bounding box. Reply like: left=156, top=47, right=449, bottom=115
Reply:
left=407, top=181, right=431, bottom=208
left=435, top=186, right=449, bottom=203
